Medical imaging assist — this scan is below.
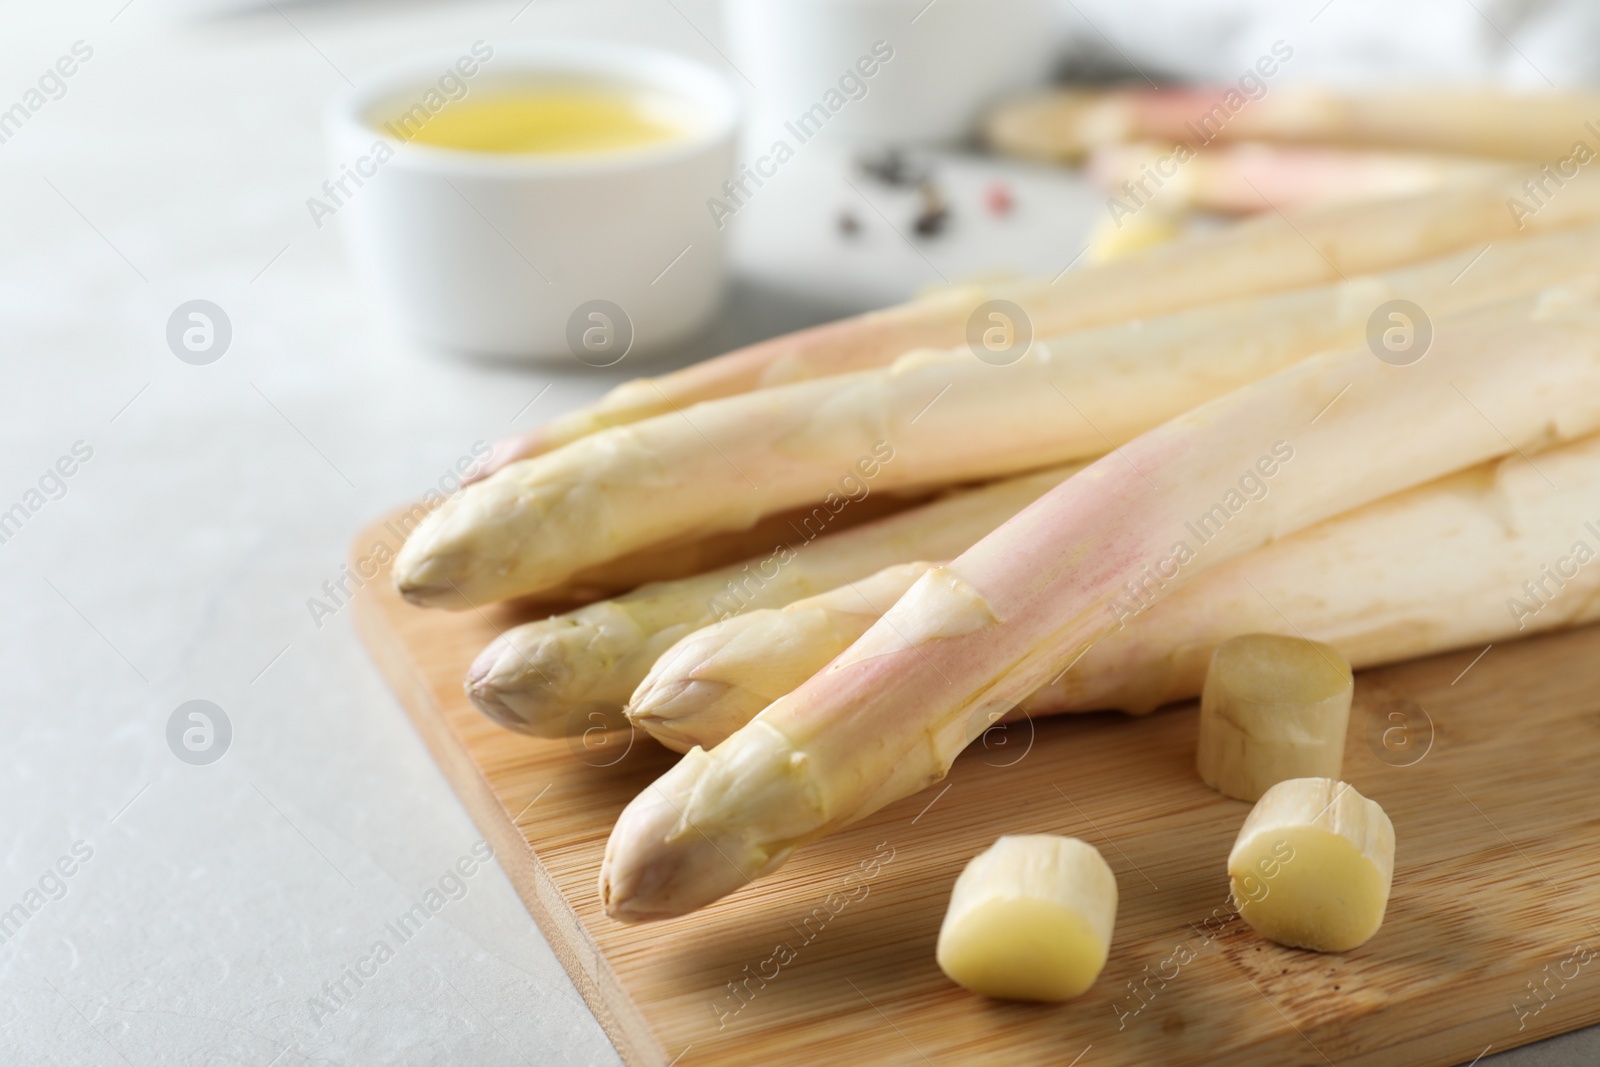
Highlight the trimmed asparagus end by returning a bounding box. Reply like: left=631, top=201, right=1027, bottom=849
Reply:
left=936, top=835, right=1118, bottom=1001
left=1228, top=777, right=1395, bottom=953
left=1196, top=634, right=1353, bottom=802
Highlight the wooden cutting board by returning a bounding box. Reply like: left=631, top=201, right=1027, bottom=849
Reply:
left=352, top=515, right=1600, bottom=1067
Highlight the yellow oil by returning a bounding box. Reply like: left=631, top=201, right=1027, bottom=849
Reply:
left=387, top=88, right=685, bottom=155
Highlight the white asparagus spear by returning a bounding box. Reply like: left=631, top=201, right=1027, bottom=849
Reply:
left=1086, top=142, right=1512, bottom=216
left=541, top=489, right=919, bottom=602
left=628, top=561, right=939, bottom=751
left=466, top=470, right=1076, bottom=736
left=600, top=281, right=1600, bottom=920
left=399, top=224, right=1600, bottom=608
left=987, top=86, right=1600, bottom=162
left=628, top=432, right=1600, bottom=752
left=1020, top=435, right=1600, bottom=714
left=474, top=286, right=989, bottom=478
left=475, top=169, right=1600, bottom=477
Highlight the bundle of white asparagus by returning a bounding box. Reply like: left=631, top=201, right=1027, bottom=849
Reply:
left=987, top=86, right=1600, bottom=163
left=388, top=165, right=1600, bottom=923
left=598, top=279, right=1600, bottom=919
left=461, top=220, right=1600, bottom=735
left=399, top=180, right=1600, bottom=609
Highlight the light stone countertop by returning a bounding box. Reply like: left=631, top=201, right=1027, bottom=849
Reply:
left=0, top=1, right=1594, bottom=1064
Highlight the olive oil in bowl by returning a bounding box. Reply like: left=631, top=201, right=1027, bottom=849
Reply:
left=383, top=87, right=687, bottom=156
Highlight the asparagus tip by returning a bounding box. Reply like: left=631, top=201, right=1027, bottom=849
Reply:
left=599, top=754, right=768, bottom=921
left=395, top=580, right=458, bottom=608
left=625, top=678, right=732, bottom=754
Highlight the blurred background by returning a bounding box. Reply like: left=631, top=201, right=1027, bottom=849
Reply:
left=3, top=0, right=1598, bottom=1063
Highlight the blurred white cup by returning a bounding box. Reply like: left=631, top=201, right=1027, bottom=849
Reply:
left=327, top=41, right=739, bottom=362
left=723, top=0, right=1058, bottom=145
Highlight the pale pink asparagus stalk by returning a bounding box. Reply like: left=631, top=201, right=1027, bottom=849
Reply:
left=472, top=288, right=987, bottom=479
left=1022, top=433, right=1600, bottom=715
left=631, top=432, right=1600, bottom=752
left=1087, top=142, right=1512, bottom=215
left=987, top=86, right=1600, bottom=162
left=600, top=280, right=1600, bottom=920
left=473, top=169, right=1600, bottom=478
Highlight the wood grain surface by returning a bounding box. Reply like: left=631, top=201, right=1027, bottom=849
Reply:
left=352, top=515, right=1600, bottom=1067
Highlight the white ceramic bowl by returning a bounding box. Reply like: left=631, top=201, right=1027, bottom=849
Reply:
left=327, top=41, right=740, bottom=362
left=723, top=0, right=1058, bottom=145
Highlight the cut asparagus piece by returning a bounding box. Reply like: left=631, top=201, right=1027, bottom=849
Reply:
left=1229, top=778, right=1395, bottom=952
left=466, top=470, right=1075, bottom=736
left=987, top=86, right=1600, bottom=162
left=1196, top=635, right=1353, bottom=802
left=637, top=431, right=1600, bottom=751
left=629, top=561, right=938, bottom=752
left=601, top=282, right=1600, bottom=920
left=475, top=169, right=1600, bottom=476
left=936, top=836, right=1118, bottom=1002
left=401, top=224, right=1600, bottom=608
